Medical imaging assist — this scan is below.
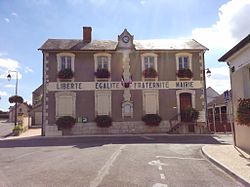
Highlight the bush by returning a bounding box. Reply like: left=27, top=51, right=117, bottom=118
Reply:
left=13, top=125, right=23, bottom=136
left=142, top=114, right=162, bottom=126
left=237, top=98, right=250, bottom=126
left=9, top=95, right=24, bottom=103
left=95, top=115, right=112, bottom=127
left=181, top=107, right=199, bottom=122
left=95, top=68, right=110, bottom=78
left=177, top=69, right=193, bottom=78
left=56, top=116, right=75, bottom=130
left=143, top=68, right=158, bottom=78
left=58, top=69, right=74, bottom=79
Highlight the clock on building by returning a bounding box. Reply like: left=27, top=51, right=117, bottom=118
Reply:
left=122, top=36, right=130, bottom=43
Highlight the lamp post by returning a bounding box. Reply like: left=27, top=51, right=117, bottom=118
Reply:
left=203, top=68, right=211, bottom=131
left=7, top=70, right=18, bottom=126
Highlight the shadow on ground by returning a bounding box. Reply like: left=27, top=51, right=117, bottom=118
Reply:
left=0, top=135, right=230, bottom=149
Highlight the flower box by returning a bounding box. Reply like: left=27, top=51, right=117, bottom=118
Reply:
left=142, top=114, right=162, bottom=126
left=237, top=98, right=250, bottom=126
left=181, top=107, right=199, bottom=122
left=58, top=69, right=74, bottom=79
left=95, top=115, right=112, bottom=127
left=95, top=68, right=110, bottom=79
left=56, top=116, right=75, bottom=130
left=177, top=69, right=193, bottom=78
left=143, top=68, right=158, bottom=78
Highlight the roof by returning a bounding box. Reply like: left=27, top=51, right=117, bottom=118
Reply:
left=39, top=39, right=208, bottom=51
left=218, top=34, right=250, bottom=62
left=208, top=90, right=232, bottom=107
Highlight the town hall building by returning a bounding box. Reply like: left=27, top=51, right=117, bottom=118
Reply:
left=39, top=27, right=208, bottom=136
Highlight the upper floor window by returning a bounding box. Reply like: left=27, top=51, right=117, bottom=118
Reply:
left=57, top=53, right=75, bottom=71
left=178, top=56, right=189, bottom=70
left=57, top=53, right=75, bottom=80
left=94, top=53, right=111, bottom=79
left=61, top=56, right=72, bottom=70
left=141, top=53, right=158, bottom=79
left=97, top=56, right=109, bottom=70
left=176, top=53, right=193, bottom=79
left=176, top=53, right=192, bottom=71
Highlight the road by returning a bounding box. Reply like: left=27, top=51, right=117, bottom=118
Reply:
left=0, top=120, right=14, bottom=138
left=0, top=135, right=243, bottom=187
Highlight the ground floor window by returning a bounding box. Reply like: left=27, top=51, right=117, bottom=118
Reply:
left=143, top=90, right=159, bottom=114
left=55, top=92, right=76, bottom=117
left=95, top=91, right=111, bottom=115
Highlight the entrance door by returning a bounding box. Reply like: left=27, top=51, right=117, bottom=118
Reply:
left=180, top=93, right=194, bottom=132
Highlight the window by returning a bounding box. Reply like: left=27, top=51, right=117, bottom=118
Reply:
left=144, top=56, right=155, bottom=69
left=95, top=91, right=111, bottom=115
left=55, top=92, right=76, bottom=117
left=97, top=56, right=109, bottom=69
left=141, top=53, right=158, bottom=70
left=61, top=56, right=72, bottom=70
left=176, top=53, right=192, bottom=71
left=178, top=56, right=189, bottom=69
left=57, top=53, right=75, bottom=71
left=143, top=91, right=159, bottom=114
left=94, top=53, right=111, bottom=71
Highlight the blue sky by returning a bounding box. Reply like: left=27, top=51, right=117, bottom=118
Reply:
left=0, top=0, right=250, bottom=111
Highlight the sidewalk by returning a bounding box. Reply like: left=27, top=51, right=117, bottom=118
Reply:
left=202, top=145, right=250, bottom=186
left=3, top=127, right=42, bottom=140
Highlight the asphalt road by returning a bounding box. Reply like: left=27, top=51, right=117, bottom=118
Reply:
left=0, top=135, right=243, bottom=187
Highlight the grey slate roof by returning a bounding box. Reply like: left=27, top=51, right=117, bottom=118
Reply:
left=39, top=39, right=208, bottom=51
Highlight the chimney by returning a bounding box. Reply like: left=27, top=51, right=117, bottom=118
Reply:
left=83, top=26, right=92, bottom=43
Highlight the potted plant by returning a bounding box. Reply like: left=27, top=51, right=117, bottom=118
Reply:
left=177, top=69, right=193, bottom=78
left=142, top=114, right=162, bottom=126
left=143, top=67, right=158, bottom=78
left=181, top=107, right=199, bottom=122
left=95, top=68, right=110, bottom=78
left=58, top=69, right=74, bottom=79
left=12, top=124, right=23, bottom=136
left=237, top=98, right=250, bottom=126
left=56, top=116, right=76, bottom=135
left=95, top=115, right=112, bottom=127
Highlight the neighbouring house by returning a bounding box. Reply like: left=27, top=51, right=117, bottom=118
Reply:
left=219, top=34, right=250, bottom=152
left=8, top=102, right=31, bottom=122
left=206, top=87, right=219, bottom=103
left=39, top=26, right=209, bottom=136
left=207, top=90, right=232, bottom=133
left=29, top=85, right=43, bottom=126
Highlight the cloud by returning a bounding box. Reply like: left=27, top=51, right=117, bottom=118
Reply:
left=11, top=12, right=18, bottom=16
left=206, top=66, right=230, bottom=94
left=5, top=84, right=15, bottom=88
left=0, top=57, right=22, bottom=79
left=25, top=66, right=34, bottom=73
left=192, top=0, right=250, bottom=50
left=4, top=18, right=10, bottom=23
left=0, top=91, right=8, bottom=97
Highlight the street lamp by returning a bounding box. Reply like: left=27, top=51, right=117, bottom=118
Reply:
left=7, top=70, right=18, bottom=126
left=203, top=68, right=212, bottom=131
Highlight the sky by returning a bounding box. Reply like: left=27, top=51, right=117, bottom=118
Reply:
left=0, top=0, right=250, bottom=111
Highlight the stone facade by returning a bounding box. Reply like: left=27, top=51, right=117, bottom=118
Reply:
left=39, top=27, right=208, bottom=136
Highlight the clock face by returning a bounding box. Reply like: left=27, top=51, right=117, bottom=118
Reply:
left=122, top=36, right=130, bottom=43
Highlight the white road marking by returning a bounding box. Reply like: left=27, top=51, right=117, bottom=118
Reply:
left=89, top=145, right=126, bottom=187
left=160, top=173, right=166, bottom=180
left=152, top=183, right=168, bottom=187
left=156, top=156, right=205, bottom=161
left=141, top=136, right=154, bottom=140
left=148, top=160, right=168, bottom=170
